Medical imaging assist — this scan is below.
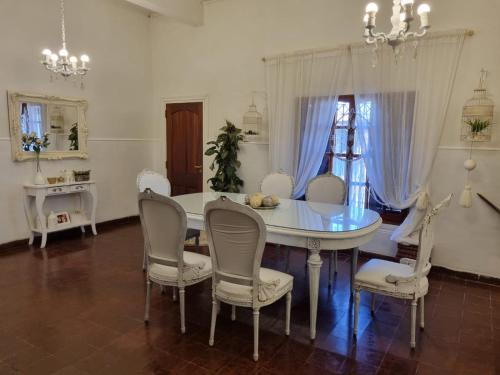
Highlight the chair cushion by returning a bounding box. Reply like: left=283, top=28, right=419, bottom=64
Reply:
left=354, top=259, right=428, bottom=296
left=148, top=251, right=212, bottom=283
left=216, top=268, right=293, bottom=304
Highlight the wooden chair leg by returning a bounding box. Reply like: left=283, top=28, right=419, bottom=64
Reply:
left=285, top=292, right=291, bottom=336
left=420, top=296, right=425, bottom=330
left=253, top=308, right=260, bottom=361
left=179, top=287, right=186, bottom=333
left=209, top=298, right=218, bottom=346
left=353, top=290, right=360, bottom=337
left=410, top=300, right=417, bottom=348
left=144, top=279, right=151, bottom=323
left=231, top=305, right=236, bottom=321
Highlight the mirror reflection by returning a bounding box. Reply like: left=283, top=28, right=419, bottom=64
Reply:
left=20, top=102, right=79, bottom=152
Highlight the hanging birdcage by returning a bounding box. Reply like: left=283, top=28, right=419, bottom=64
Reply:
left=243, top=98, right=263, bottom=142
left=460, top=70, right=494, bottom=142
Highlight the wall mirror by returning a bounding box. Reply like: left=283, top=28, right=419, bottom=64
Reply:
left=8, top=91, right=88, bottom=161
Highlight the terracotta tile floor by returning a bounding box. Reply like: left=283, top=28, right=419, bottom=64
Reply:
left=1, top=222, right=499, bottom=374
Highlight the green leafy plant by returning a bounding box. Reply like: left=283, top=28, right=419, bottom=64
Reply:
left=205, top=120, right=244, bottom=192
left=466, top=118, right=490, bottom=134
left=68, top=123, right=79, bottom=150
left=244, top=129, right=259, bottom=135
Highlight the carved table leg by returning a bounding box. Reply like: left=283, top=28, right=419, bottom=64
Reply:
left=35, top=191, right=47, bottom=249
left=89, top=185, right=98, bottom=235
left=307, top=238, right=322, bottom=340
left=350, top=247, right=359, bottom=295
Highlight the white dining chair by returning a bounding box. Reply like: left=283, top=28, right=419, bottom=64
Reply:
left=139, top=189, right=212, bottom=333
left=353, top=194, right=453, bottom=348
left=137, top=169, right=200, bottom=271
left=302, top=173, right=346, bottom=288
left=260, top=171, right=295, bottom=199
left=260, top=172, right=295, bottom=269
left=205, top=196, right=293, bottom=361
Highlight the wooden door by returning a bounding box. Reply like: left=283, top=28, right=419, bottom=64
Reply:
left=166, top=102, right=203, bottom=196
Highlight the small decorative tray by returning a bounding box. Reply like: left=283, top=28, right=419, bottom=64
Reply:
left=246, top=203, right=280, bottom=210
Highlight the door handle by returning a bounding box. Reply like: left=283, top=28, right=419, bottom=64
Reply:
left=194, top=165, right=202, bottom=169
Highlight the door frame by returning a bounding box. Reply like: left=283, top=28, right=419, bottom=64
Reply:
left=160, top=95, right=209, bottom=192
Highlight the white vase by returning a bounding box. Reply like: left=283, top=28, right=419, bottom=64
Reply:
left=34, top=171, right=45, bottom=185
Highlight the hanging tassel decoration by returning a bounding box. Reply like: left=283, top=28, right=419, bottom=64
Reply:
left=459, top=185, right=473, bottom=208
left=416, top=191, right=429, bottom=210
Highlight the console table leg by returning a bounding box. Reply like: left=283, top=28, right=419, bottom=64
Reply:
left=307, top=238, right=322, bottom=340
left=41, top=233, right=47, bottom=249
left=28, top=232, right=34, bottom=246
left=80, top=226, right=86, bottom=233
left=35, top=192, right=47, bottom=249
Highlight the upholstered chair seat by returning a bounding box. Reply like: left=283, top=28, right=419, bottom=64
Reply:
left=148, top=251, right=212, bottom=284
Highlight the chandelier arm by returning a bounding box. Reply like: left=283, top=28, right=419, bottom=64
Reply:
left=368, top=28, right=387, bottom=42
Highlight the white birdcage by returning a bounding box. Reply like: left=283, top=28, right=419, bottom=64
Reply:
left=460, top=70, right=494, bottom=142
left=242, top=98, right=263, bottom=142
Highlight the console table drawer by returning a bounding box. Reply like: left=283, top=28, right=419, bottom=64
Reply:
left=70, top=184, right=89, bottom=193
left=47, top=186, right=69, bottom=195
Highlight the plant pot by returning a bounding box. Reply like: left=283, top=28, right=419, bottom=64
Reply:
left=34, top=171, right=45, bottom=185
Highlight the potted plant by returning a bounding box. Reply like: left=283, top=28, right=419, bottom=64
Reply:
left=22, top=132, right=50, bottom=184
left=205, top=120, right=244, bottom=192
left=68, top=122, right=79, bottom=150
left=465, top=118, right=490, bottom=138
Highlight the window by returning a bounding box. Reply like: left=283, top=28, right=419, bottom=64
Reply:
left=318, top=95, right=408, bottom=224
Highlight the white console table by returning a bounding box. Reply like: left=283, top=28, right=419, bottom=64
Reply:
left=23, top=181, right=98, bottom=248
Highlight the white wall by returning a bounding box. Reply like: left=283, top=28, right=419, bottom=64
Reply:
left=0, top=0, right=154, bottom=244
left=151, top=0, right=500, bottom=277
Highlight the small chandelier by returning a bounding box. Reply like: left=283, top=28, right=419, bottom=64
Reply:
left=41, top=0, right=90, bottom=79
left=363, top=0, right=431, bottom=54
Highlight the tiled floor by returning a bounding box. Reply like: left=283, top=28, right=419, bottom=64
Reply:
left=0, top=222, right=499, bottom=374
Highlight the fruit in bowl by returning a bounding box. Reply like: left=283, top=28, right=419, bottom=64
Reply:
left=245, top=193, right=280, bottom=209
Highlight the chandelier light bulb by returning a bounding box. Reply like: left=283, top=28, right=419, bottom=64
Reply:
left=365, top=2, right=378, bottom=14
left=42, top=49, right=52, bottom=56
left=69, top=56, right=78, bottom=63
left=399, top=12, right=406, bottom=22
left=363, top=14, right=369, bottom=25
left=417, top=3, right=430, bottom=14
left=50, top=53, right=59, bottom=62
left=80, top=54, right=89, bottom=63
left=401, top=0, right=414, bottom=5
left=59, top=48, right=68, bottom=57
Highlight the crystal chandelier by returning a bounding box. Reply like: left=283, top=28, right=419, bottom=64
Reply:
left=41, top=0, right=90, bottom=79
left=363, top=0, right=431, bottom=53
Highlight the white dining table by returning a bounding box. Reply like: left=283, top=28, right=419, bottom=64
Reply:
left=172, top=192, right=382, bottom=340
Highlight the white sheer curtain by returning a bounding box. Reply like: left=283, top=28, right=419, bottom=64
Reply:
left=266, top=47, right=351, bottom=198
left=21, top=103, right=44, bottom=137
left=352, top=31, right=465, bottom=242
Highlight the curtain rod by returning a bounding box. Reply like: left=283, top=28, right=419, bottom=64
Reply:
left=261, top=29, right=474, bottom=62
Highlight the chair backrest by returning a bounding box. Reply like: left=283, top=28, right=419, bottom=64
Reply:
left=137, top=169, right=171, bottom=197
left=138, top=189, right=187, bottom=271
left=204, top=196, right=267, bottom=295
left=260, top=172, right=294, bottom=199
left=414, top=194, right=453, bottom=277
left=305, top=173, right=346, bottom=205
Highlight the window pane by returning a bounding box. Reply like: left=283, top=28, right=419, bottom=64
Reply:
left=333, top=128, right=348, bottom=154
left=349, top=159, right=367, bottom=207
left=336, top=101, right=350, bottom=126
